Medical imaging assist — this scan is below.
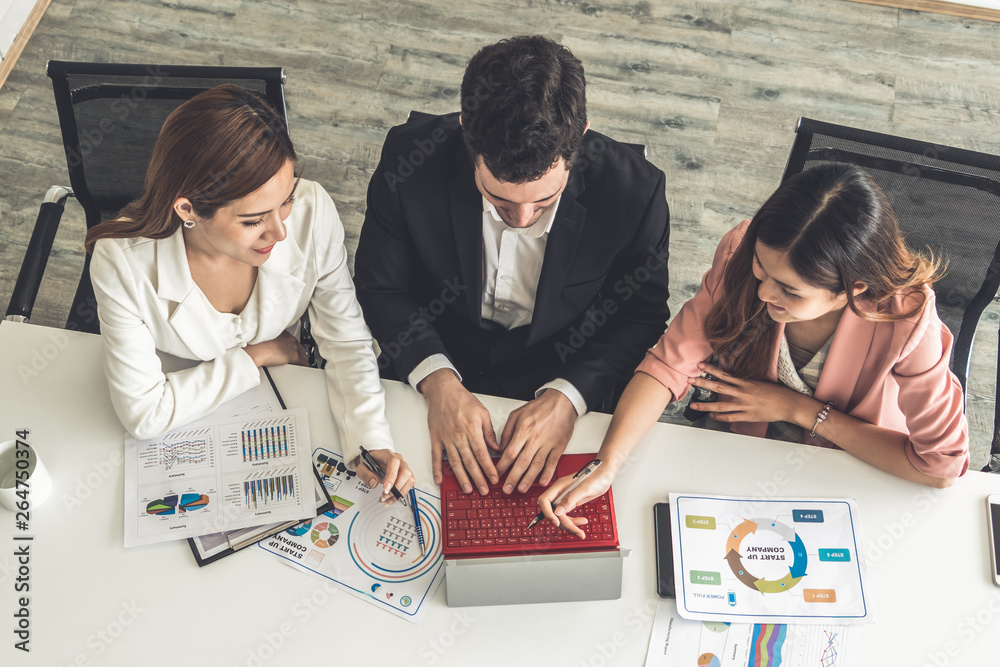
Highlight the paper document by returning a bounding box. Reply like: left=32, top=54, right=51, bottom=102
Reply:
left=670, top=494, right=870, bottom=624
left=124, top=376, right=316, bottom=547
left=645, top=599, right=852, bottom=666
left=257, top=448, right=445, bottom=623
left=188, top=468, right=334, bottom=566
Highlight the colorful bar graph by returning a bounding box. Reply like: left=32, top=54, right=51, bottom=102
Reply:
left=243, top=472, right=297, bottom=510
left=241, top=425, right=292, bottom=462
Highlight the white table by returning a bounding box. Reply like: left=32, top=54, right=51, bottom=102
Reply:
left=1, top=320, right=999, bottom=666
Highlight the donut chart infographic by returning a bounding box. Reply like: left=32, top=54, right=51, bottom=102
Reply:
left=671, top=494, right=869, bottom=624
left=725, top=518, right=808, bottom=594
left=258, top=448, right=446, bottom=622
left=347, top=494, right=443, bottom=585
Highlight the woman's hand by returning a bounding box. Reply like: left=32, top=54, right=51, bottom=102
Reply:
left=535, top=466, right=617, bottom=539
left=687, top=363, right=812, bottom=425
left=358, top=448, right=415, bottom=505
left=244, top=331, right=309, bottom=368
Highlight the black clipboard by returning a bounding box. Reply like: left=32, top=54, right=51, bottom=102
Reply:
left=187, top=368, right=335, bottom=566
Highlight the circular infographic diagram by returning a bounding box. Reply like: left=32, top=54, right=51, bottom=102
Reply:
left=698, top=654, right=722, bottom=667
left=347, top=495, right=442, bottom=584
left=725, top=518, right=808, bottom=593
left=311, top=522, right=340, bottom=548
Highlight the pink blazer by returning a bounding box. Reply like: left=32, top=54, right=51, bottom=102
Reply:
left=637, top=220, right=970, bottom=478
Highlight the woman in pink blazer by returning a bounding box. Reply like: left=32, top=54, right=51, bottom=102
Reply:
left=540, top=164, right=970, bottom=535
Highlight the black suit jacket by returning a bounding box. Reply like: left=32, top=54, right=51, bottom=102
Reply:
left=354, top=113, right=670, bottom=411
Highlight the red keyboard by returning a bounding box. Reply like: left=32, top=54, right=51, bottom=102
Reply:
left=440, top=453, right=620, bottom=558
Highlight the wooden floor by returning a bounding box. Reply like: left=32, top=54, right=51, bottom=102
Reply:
left=1, top=0, right=998, bottom=467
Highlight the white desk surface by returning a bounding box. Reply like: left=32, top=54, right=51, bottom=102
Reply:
left=2, top=320, right=1000, bottom=666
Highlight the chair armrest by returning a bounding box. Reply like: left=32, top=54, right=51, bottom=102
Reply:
left=5, top=186, right=73, bottom=323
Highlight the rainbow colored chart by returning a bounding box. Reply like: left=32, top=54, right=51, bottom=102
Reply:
left=645, top=604, right=853, bottom=667
left=329, top=496, right=353, bottom=518
left=241, top=425, right=290, bottom=462
left=748, top=624, right=788, bottom=666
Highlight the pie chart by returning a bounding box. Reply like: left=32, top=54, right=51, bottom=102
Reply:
left=311, top=522, right=339, bottom=548
left=698, top=654, right=721, bottom=667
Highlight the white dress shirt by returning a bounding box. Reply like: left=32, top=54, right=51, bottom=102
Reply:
left=90, top=180, right=393, bottom=465
left=407, top=195, right=587, bottom=416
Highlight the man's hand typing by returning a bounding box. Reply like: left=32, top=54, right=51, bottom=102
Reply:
left=420, top=369, right=500, bottom=495
left=496, top=388, right=577, bottom=493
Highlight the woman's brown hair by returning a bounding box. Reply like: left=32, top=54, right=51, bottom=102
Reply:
left=85, top=84, right=296, bottom=252
left=704, top=163, right=943, bottom=380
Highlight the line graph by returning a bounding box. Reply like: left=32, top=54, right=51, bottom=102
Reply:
left=820, top=630, right=839, bottom=667
left=160, top=439, right=209, bottom=471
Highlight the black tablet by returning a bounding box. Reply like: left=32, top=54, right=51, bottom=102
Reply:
left=653, top=502, right=675, bottom=598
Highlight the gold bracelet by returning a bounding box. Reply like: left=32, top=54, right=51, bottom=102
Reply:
left=810, top=402, right=835, bottom=437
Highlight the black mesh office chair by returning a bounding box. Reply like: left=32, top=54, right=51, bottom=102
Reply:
left=5, top=61, right=288, bottom=334
left=780, top=117, right=1000, bottom=471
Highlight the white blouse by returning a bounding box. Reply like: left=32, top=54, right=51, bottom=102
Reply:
left=90, top=179, right=393, bottom=464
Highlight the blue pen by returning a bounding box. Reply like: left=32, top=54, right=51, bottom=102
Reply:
left=409, top=488, right=426, bottom=556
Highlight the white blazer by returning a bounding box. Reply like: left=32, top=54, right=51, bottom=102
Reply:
left=90, top=179, right=393, bottom=464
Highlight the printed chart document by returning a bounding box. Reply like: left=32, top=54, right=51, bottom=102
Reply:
left=645, top=599, right=852, bottom=667
left=670, top=494, right=870, bottom=625
left=257, top=448, right=445, bottom=623
left=124, top=398, right=315, bottom=547
left=187, top=469, right=334, bottom=566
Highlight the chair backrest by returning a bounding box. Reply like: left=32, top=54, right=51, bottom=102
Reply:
left=781, top=118, right=1000, bottom=395
left=43, top=62, right=286, bottom=333
left=47, top=61, right=288, bottom=229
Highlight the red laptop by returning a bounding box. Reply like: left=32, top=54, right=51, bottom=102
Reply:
left=440, top=452, right=620, bottom=559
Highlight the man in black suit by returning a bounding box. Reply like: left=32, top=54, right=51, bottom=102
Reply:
left=354, top=35, right=670, bottom=497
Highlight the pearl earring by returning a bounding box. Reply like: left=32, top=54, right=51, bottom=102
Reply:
left=183, top=219, right=196, bottom=229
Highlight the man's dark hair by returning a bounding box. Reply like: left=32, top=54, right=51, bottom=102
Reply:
left=460, top=35, right=587, bottom=183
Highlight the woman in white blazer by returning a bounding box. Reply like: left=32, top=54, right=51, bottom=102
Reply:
left=86, top=84, right=413, bottom=500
